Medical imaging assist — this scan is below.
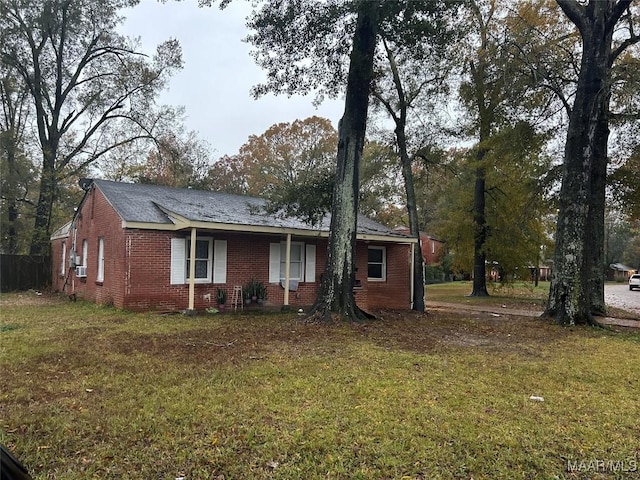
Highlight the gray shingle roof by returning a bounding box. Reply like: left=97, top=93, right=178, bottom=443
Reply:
left=93, top=179, right=410, bottom=239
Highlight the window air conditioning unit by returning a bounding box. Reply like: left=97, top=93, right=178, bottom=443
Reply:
left=75, top=266, right=87, bottom=278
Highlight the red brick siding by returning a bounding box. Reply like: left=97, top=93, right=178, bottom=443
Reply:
left=60, top=185, right=128, bottom=307
left=51, top=185, right=412, bottom=311
left=356, top=243, right=412, bottom=310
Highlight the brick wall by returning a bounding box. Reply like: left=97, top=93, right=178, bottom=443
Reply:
left=51, top=185, right=412, bottom=312
left=357, top=242, right=412, bottom=311
left=122, top=233, right=329, bottom=311
left=62, top=185, right=128, bottom=306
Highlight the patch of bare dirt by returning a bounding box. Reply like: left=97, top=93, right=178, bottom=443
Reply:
left=0, top=291, right=66, bottom=307
left=96, top=308, right=598, bottom=368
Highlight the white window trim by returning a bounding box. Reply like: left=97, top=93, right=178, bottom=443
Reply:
left=186, top=236, right=214, bottom=284
left=171, top=237, right=226, bottom=285
left=280, top=241, right=305, bottom=281
left=97, top=238, right=105, bottom=282
left=367, top=246, right=386, bottom=282
left=61, top=242, right=66, bottom=275
left=82, top=239, right=88, bottom=267
left=269, top=241, right=316, bottom=283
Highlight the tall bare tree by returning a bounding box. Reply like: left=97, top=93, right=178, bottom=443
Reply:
left=1, top=0, right=182, bottom=254
left=0, top=72, right=31, bottom=253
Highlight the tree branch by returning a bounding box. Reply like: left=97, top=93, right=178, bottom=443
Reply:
left=555, top=0, right=586, bottom=32
left=606, top=0, right=633, bottom=33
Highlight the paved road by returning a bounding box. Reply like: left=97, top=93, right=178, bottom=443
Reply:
left=605, top=283, right=640, bottom=318
left=425, top=283, right=640, bottom=328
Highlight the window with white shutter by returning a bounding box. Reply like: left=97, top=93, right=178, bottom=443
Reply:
left=170, top=236, right=226, bottom=284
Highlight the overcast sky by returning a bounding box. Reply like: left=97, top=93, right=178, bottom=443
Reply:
left=118, top=0, right=345, bottom=159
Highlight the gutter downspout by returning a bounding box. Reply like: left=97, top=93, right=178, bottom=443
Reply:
left=71, top=224, right=77, bottom=296
left=188, top=228, right=197, bottom=311
left=284, top=234, right=291, bottom=306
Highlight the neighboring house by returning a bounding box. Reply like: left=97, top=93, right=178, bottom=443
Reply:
left=609, top=263, right=637, bottom=281
left=51, top=179, right=416, bottom=312
left=420, top=233, right=446, bottom=265
left=537, top=264, right=552, bottom=282
left=393, top=227, right=446, bottom=265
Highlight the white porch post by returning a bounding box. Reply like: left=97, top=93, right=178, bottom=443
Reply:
left=188, top=227, right=197, bottom=311
left=284, top=233, right=291, bottom=306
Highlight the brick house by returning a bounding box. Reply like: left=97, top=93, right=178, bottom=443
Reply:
left=50, top=179, right=416, bottom=312
left=393, top=227, right=446, bottom=265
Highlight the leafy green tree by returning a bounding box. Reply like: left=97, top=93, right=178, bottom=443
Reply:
left=621, top=220, right=640, bottom=271
left=608, top=144, right=640, bottom=220
left=1, top=0, right=183, bottom=255
left=430, top=121, right=555, bottom=284
left=605, top=210, right=633, bottom=268
left=247, top=0, right=457, bottom=317
left=456, top=0, right=549, bottom=296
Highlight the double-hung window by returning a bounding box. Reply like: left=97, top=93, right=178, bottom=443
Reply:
left=367, top=246, right=386, bottom=281
left=280, top=242, right=304, bottom=280
left=186, top=238, right=213, bottom=282
left=82, top=240, right=88, bottom=268
left=170, top=236, right=227, bottom=285
left=269, top=241, right=316, bottom=284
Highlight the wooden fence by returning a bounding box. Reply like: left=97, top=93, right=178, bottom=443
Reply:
left=1, top=255, right=51, bottom=292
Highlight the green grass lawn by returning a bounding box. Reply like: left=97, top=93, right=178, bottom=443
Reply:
left=426, top=281, right=550, bottom=310
left=1, top=292, right=639, bottom=479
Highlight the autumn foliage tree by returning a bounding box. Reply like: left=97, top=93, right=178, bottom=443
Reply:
left=208, top=116, right=338, bottom=223
left=247, top=0, right=459, bottom=318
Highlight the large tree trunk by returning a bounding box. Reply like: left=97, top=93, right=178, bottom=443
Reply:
left=470, top=148, right=489, bottom=297
left=377, top=38, right=425, bottom=312
left=309, top=1, right=379, bottom=322
left=30, top=156, right=56, bottom=256
left=545, top=0, right=616, bottom=325
left=396, top=128, right=426, bottom=312
left=584, top=112, right=608, bottom=316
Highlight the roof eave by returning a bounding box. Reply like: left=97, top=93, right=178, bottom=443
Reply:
left=121, top=219, right=416, bottom=244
